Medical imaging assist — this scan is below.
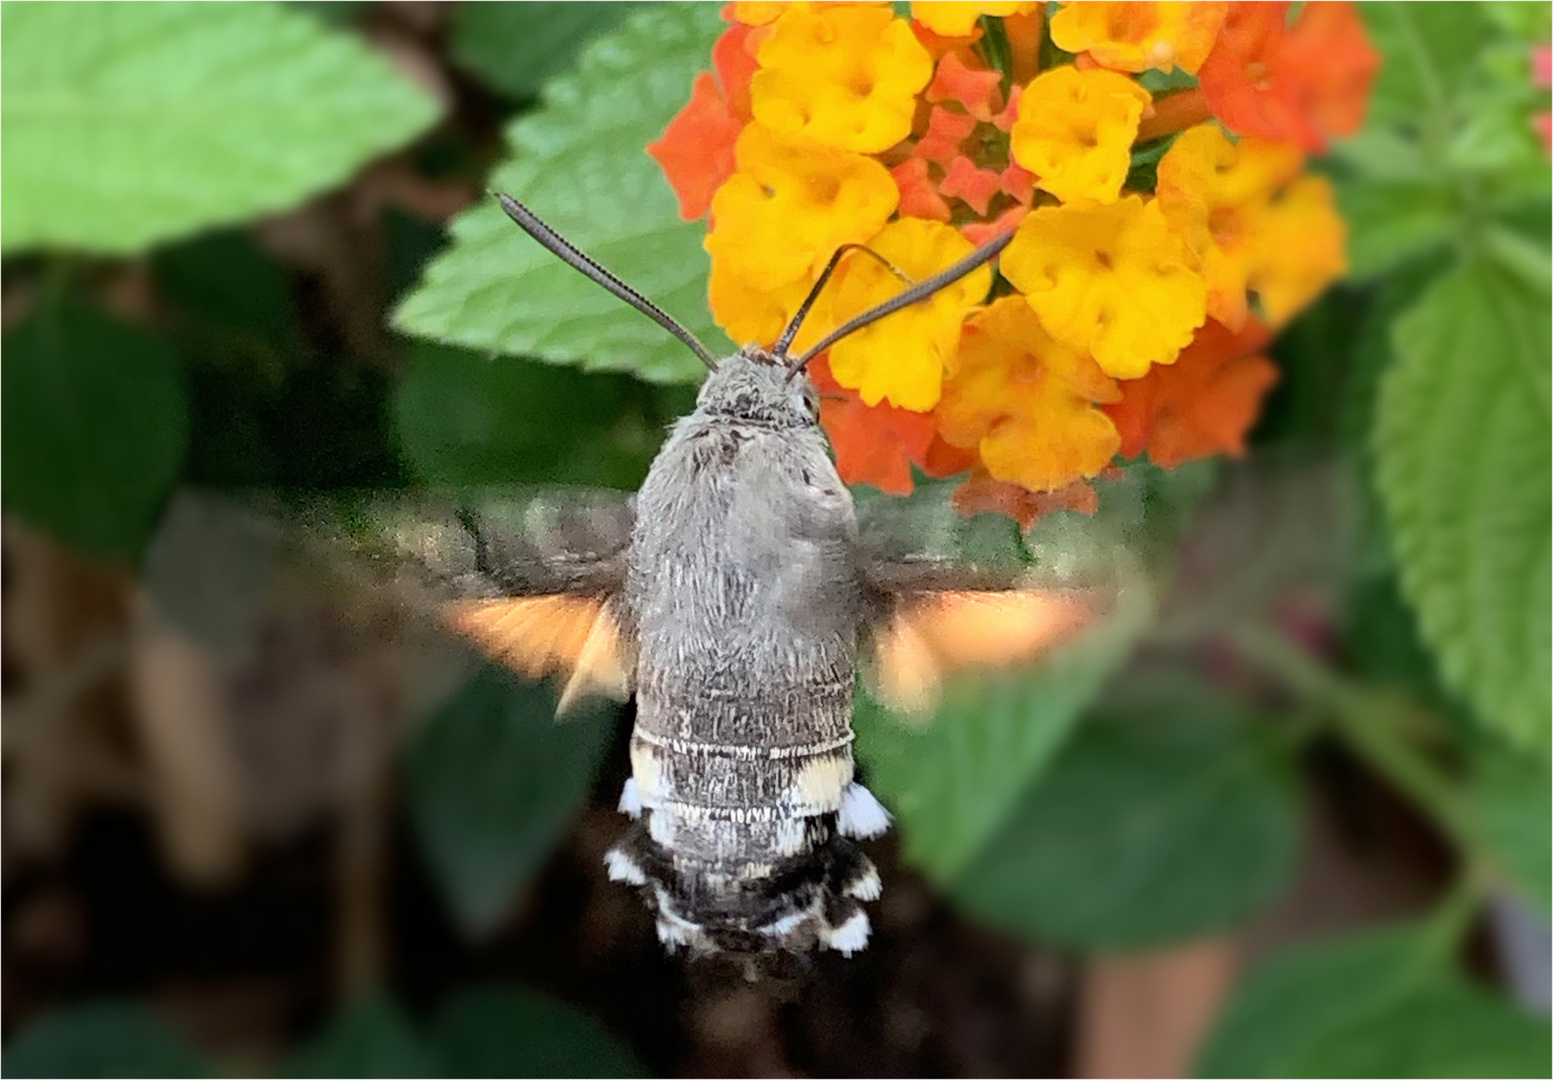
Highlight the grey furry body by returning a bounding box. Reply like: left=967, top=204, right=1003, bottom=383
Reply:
left=608, top=350, right=885, bottom=954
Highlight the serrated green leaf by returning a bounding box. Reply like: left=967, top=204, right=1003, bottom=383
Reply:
left=1, top=2, right=438, bottom=255
left=393, top=342, right=692, bottom=490
left=406, top=666, right=615, bottom=937
left=1374, top=260, right=1552, bottom=751
left=949, top=675, right=1301, bottom=949
left=4, top=1001, right=209, bottom=1079
left=393, top=3, right=730, bottom=384
left=433, top=986, right=646, bottom=1078
left=2, top=299, right=189, bottom=562
left=289, top=992, right=444, bottom=1079
left=1199, top=923, right=1551, bottom=1078
left=854, top=514, right=1156, bottom=882
left=451, top=3, right=640, bottom=101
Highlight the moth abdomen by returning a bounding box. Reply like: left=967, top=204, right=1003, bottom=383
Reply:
left=606, top=716, right=889, bottom=956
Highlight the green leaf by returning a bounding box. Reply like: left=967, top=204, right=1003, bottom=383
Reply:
left=433, top=986, right=645, bottom=1078
left=1373, top=260, right=1552, bottom=752
left=450, top=3, right=640, bottom=101
left=1, top=2, right=438, bottom=255
left=1470, top=743, right=1553, bottom=915
left=5, top=1001, right=208, bottom=1078
left=289, top=992, right=444, bottom=1078
left=393, top=3, right=730, bottom=384
left=1360, top=2, right=1498, bottom=125
left=393, top=342, right=693, bottom=490
left=2, top=299, right=189, bottom=562
left=405, top=666, right=615, bottom=936
left=949, top=675, right=1301, bottom=949
left=1199, top=923, right=1551, bottom=1078
left=855, top=509, right=1156, bottom=882
left=1339, top=178, right=1459, bottom=280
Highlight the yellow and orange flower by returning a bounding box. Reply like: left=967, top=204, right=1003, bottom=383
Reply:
left=1050, top=1, right=1227, bottom=75
left=651, top=2, right=1372, bottom=518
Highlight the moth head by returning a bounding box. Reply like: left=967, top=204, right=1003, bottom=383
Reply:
left=696, top=348, right=820, bottom=427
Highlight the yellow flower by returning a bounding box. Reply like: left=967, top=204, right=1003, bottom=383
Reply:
left=937, top=297, right=1122, bottom=492
left=706, top=123, right=898, bottom=293
left=1002, top=196, right=1207, bottom=379
left=751, top=6, right=933, bottom=154
left=708, top=259, right=822, bottom=352
left=826, top=218, right=991, bottom=411
left=911, top=1, right=1042, bottom=37
left=1010, top=67, right=1151, bottom=205
left=1050, top=2, right=1228, bottom=75
left=730, top=1, right=887, bottom=27
left=1250, top=175, right=1346, bottom=326
left=1156, top=125, right=1342, bottom=329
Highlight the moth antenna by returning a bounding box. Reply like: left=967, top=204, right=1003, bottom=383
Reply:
left=494, top=192, right=719, bottom=372
left=788, top=230, right=1016, bottom=378
left=774, top=244, right=914, bottom=360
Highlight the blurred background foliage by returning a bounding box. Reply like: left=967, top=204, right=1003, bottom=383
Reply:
left=1, top=2, right=1548, bottom=1077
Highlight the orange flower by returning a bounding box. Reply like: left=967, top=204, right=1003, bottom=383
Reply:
left=937, top=297, right=1122, bottom=492
left=827, top=217, right=991, bottom=410
left=891, top=157, right=953, bottom=221
left=925, top=51, right=1004, bottom=122
left=648, top=72, right=746, bottom=221
left=952, top=472, right=1100, bottom=530
left=1104, top=317, right=1278, bottom=466
left=1001, top=196, right=1206, bottom=379
left=938, top=156, right=1004, bottom=215
left=1198, top=1, right=1378, bottom=152
left=752, top=6, right=933, bottom=153
left=914, top=106, right=978, bottom=166
left=1248, top=175, right=1346, bottom=326
left=706, top=123, right=898, bottom=292
left=1050, top=2, right=1227, bottom=75
left=810, top=356, right=937, bottom=494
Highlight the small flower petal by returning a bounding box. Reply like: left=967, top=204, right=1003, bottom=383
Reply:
left=936, top=296, right=1121, bottom=492
left=827, top=217, right=991, bottom=410
left=939, top=155, right=1004, bottom=215
left=952, top=472, right=1099, bottom=530
left=1002, top=196, right=1207, bottom=378
left=1010, top=66, right=1151, bottom=204
left=810, top=356, right=937, bottom=494
left=706, top=123, right=899, bottom=291
left=752, top=6, right=934, bottom=153
left=925, top=51, right=1004, bottom=121
left=648, top=71, right=745, bottom=221
left=891, top=157, right=954, bottom=221
left=1103, top=318, right=1278, bottom=466
left=1050, top=2, right=1227, bottom=75
left=912, top=1, right=1040, bottom=38
left=914, top=105, right=979, bottom=166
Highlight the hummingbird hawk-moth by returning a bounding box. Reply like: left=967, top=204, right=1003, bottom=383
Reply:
left=322, top=195, right=1102, bottom=958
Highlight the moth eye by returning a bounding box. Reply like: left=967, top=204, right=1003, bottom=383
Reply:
left=801, top=384, right=821, bottom=421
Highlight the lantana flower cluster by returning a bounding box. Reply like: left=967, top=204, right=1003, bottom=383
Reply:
left=650, top=1, right=1377, bottom=523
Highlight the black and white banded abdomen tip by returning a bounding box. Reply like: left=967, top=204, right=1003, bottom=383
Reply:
left=603, top=774, right=892, bottom=957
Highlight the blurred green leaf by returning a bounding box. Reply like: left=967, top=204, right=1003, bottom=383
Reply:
left=1339, top=178, right=1459, bottom=280
left=2, top=299, right=188, bottom=562
left=5, top=1001, right=208, bottom=1078
left=949, top=675, right=1300, bottom=949
left=406, top=666, right=615, bottom=936
left=1360, top=3, right=1498, bottom=126
left=855, top=513, right=1156, bottom=881
left=154, top=230, right=309, bottom=368
left=1200, top=923, right=1550, bottom=1078
left=289, top=991, right=443, bottom=1078
left=1373, top=259, right=1551, bottom=752
left=433, top=986, right=645, bottom=1078
left=1471, top=744, right=1553, bottom=915
left=451, top=3, right=640, bottom=101
left=393, top=3, right=729, bottom=384
left=393, top=342, right=691, bottom=490
left=1, top=2, right=438, bottom=255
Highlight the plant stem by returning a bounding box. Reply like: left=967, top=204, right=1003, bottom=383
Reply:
left=1230, top=622, right=1477, bottom=851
